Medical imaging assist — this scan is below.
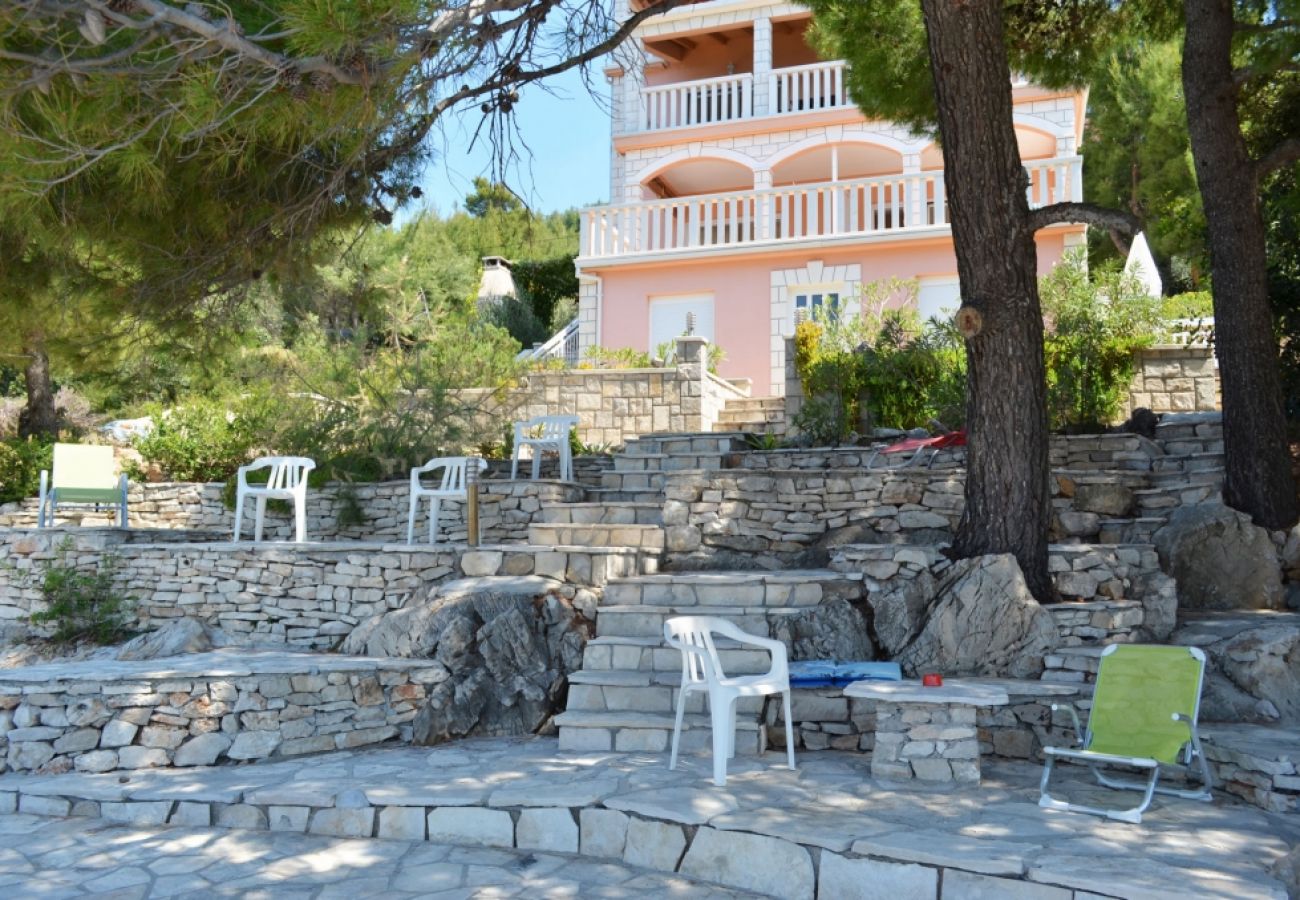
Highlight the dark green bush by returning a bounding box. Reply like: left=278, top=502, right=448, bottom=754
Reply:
left=128, top=397, right=270, bottom=483
left=0, top=437, right=54, bottom=504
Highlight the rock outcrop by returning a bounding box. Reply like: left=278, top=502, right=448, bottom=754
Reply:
left=768, top=596, right=875, bottom=662
left=1173, top=612, right=1300, bottom=725
left=116, top=618, right=226, bottom=661
left=888, top=555, right=1060, bottom=679
left=1154, top=501, right=1284, bottom=611
left=342, top=575, right=592, bottom=744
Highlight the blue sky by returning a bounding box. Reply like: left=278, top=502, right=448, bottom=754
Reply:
left=418, top=66, right=612, bottom=216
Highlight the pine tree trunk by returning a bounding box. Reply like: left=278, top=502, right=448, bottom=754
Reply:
left=1182, top=0, right=1299, bottom=530
left=919, top=0, right=1053, bottom=600
left=18, top=334, right=58, bottom=440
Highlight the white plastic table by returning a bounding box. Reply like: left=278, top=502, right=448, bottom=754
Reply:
left=843, top=680, right=1010, bottom=784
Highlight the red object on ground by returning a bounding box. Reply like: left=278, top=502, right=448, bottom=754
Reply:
left=922, top=673, right=944, bottom=687
left=880, top=430, right=967, bottom=456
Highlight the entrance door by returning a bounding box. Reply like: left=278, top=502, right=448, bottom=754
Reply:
left=648, top=294, right=714, bottom=356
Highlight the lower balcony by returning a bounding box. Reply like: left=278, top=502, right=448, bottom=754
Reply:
left=578, top=157, right=1082, bottom=263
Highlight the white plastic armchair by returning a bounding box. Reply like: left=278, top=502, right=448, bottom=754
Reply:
left=407, top=456, right=487, bottom=545
left=510, top=415, right=579, bottom=482
left=233, top=456, right=315, bottom=543
left=663, top=615, right=796, bottom=787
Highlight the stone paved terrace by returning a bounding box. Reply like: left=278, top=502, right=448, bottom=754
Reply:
left=0, top=813, right=753, bottom=899
left=1, top=737, right=1294, bottom=899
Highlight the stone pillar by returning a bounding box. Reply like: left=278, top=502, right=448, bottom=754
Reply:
left=871, top=701, right=982, bottom=784
left=752, top=16, right=773, bottom=116
left=783, top=336, right=803, bottom=429
left=675, top=336, right=710, bottom=432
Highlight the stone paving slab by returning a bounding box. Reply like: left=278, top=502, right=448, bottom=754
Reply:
left=0, top=812, right=758, bottom=898
left=0, top=737, right=1294, bottom=900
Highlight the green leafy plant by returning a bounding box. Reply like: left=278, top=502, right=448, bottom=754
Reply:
left=792, top=393, right=851, bottom=447
left=127, top=397, right=270, bottom=483
left=582, top=346, right=654, bottom=369
left=1042, top=252, right=1163, bottom=430
left=0, top=437, right=53, bottom=504
left=334, top=482, right=368, bottom=529
left=744, top=432, right=786, bottom=451
left=28, top=539, right=134, bottom=645
left=1160, top=291, right=1214, bottom=321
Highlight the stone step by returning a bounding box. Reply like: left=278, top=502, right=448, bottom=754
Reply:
left=527, top=523, right=665, bottom=551
left=722, top=396, right=785, bottom=411
left=1152, top=451, right=1225, bottom=473
left=1047, top=599, right=1145, bottom=645
left=600, top=470, right=667, bottom=494
left=566, top=672, right=764, bottom=716
left=602, top=569, right=860, bottom=608
left=555, top=709, right=764, bottom=754
left=1040, top=645, right=1106, bottom=683
left=582, top=487, right=665, bottom=504
left=717, top=408, right=785, bottom=424
left=581, top=636, right=773, bottom=675
left=595, top=604, right=804, bottom=639
left=538, top=502, right=663, bottom=526
left=623, top=433, right=748, bottom=457
left=612, top=452, right=727, bottom=474
left=1202, top=723, right=1299, bottom=814
left=1097, top=516, right=1164, bottom=544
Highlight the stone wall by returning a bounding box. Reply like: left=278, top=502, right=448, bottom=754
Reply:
left=475, top=336, right=743, bottom=448
left=1127, top=346, right=1220, bottom=414
left=661, top=467, right=1196, bottom=568
left=0, top=651, right=439, bottom=774
left=0, top=530, right=652, bottom=647
left=0, top=478, right=584, bottom=544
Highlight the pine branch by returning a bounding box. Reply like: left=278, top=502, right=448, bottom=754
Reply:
left=1257, top=137, right=1300, bottom=179
left=1027, top=202, right=1138, bottom=234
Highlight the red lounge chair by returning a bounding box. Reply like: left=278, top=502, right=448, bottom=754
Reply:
left=865, top=429, right=967, bottom=470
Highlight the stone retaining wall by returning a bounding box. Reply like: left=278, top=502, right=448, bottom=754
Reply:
left=0, top=477, right=585, bottom=544
left=661, top=467, right=1189, bottom=569
left=0, top=530, right=651, bottom=647
left=0, top=652, right=438, bottom=775
left=1128, top=346, right=1220, bottom=414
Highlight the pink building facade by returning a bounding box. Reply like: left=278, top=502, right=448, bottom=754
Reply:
left=575, top=0, right=1088, bottom=398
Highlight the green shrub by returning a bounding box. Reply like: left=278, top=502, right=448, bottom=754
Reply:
left=28, top=539, right=134, bottom=645
left=582, top=346, right=655, bottom=369
left=1042, top=253, right=1163, bottom=430
left=0, top=437, right=53, bottom=504
left=1160, top=290, right=1214, bottom=320
left=128, top=396, right=270, bottom=483
left=793, top=279, right=966, bottom=442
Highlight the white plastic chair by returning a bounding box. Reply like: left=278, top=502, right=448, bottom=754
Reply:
left=510, top=415, right=579, bottom=482
left=233, top=456, right=315, bottom=543
left=663, top=615, right=796, bottom=787
left=407, top=456, right=487, bottom=544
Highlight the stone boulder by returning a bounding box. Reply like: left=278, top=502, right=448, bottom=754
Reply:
left=1134, top=571, right=1179, bottom=641
left=1153, top=500, right=1283, bottom=611
left=341, top=576, right=591, bottom=744
left=1172, top=613, right=1300, bottom=725
left=768, top=596, right=875, bottom=662
left=892, top=555, right=1060, bottom=679
left=1072, top=483, right=1136, bottom=517
left=866, top=570, right=937, bottom=658
left=116, top=618, right=226, bottom=661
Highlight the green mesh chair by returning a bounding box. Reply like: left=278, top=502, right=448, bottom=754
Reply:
left=1039, top=644, right=1212, bottom=824
left=38, top=444, right=129, bottom=528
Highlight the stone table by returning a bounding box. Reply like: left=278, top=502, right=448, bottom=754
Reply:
left=843, top=680, right=1010, bottom=785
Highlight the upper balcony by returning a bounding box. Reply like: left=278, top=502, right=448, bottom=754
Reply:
left=620, top=13, right=850, bottom=136
left=577, top=156, right=1083, bottom=264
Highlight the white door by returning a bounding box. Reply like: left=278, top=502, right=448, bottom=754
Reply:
left=649, top=294, right=714, bottom=355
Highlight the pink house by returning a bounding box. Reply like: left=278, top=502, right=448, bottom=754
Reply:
left=574, top=0, right=1088, bottom=400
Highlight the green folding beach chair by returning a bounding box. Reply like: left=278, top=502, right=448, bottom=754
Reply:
left=1039, top=644, right=1212, bottom=824
left=38, top=443, right=129, bottom=528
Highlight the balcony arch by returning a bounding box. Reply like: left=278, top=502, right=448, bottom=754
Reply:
left=635, top=150, right=757, bottom=199
left=918, top=118, right=1068, bottom=170
left=769, top=138, right=907, bottom=187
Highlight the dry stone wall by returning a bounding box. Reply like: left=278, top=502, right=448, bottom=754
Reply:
left=0, top=530, right=651, bottom=648
left=1128, top=346, right=1220, bottom=414
left=0, top=478, right=584, bottom=544
left=0, top=652, right=438, bottom=775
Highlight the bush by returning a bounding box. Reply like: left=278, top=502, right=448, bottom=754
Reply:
left=128, top=396, right=270, bottom=483
left=1161, top=290, right=1214, bottom=321
left=1042, top=253, right=1163, bottom=430
left=793, top=279, right=966, bottom=443
left=28, top=539, right=134, bottom=645
left=582, top=346, right=655, bottom=369
left=0, top=437, right=54, bottom=504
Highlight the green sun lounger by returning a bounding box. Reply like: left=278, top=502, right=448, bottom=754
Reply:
left=1039, top=643, right=1213, bottom=824
left=38, top=443, right=129, bottom=528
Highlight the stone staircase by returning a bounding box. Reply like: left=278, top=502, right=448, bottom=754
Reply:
left=555, top=569, right=861, bottom=753
left=712, top=396, right=787, bottom=435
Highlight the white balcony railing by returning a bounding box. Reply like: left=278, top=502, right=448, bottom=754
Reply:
left=642, top=72, right=753, bottom=131
left=579, top=157, right=1083, bottom=260
left=769, top=60, right=851, bottom=116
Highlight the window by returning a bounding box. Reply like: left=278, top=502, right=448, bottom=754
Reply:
left=917, top=277, right=961, bottom=321
left=792, top=290, right=840, bottom=323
